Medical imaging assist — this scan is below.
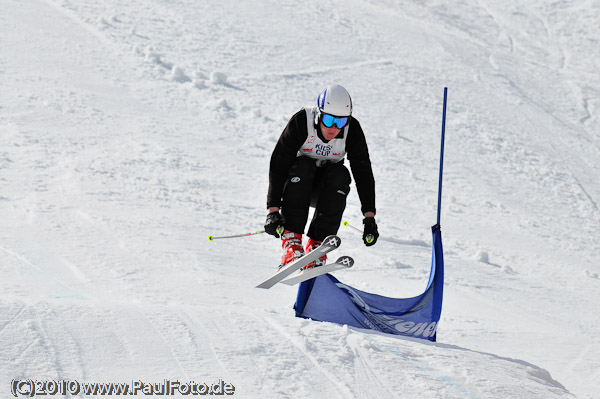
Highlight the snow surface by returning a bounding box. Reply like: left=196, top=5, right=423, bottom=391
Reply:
left=1, top=0, right=599, bottom=397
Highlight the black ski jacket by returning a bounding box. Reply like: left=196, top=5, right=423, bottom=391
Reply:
left=267, top=109, right=376, bottom=215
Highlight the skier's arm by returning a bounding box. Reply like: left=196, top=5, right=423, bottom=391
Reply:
left=267, top=110, right=307, bottom=210
left=346, top=119, right=376, bottom=216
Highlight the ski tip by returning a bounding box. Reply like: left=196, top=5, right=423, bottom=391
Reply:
left=322, top=235, right=341, bottom=248
left=335, top=256, right=354, bottom=267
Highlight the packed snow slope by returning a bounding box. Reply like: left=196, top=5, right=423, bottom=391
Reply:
left=1, top=0, right=599, bottom=397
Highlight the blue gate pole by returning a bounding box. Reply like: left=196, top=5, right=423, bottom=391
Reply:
left=436, top=88, right=448, bottom=227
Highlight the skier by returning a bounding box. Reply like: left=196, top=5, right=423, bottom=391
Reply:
left=264, top=84, right=379, bottom=269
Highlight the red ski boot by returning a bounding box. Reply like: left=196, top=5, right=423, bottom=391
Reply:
left=303, top=237, right=327, bottom=270
left=280, top=230, right=304, bottom=269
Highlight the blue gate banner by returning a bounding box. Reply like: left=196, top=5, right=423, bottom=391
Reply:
left=294, top=225, right=444, bottom=341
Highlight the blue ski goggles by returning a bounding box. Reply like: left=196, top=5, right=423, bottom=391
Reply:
left=321, top=113, right=349, bottom=129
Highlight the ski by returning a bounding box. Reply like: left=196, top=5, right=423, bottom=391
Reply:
left=256, top=235, right=341, bottom=289
left=280, top=255, right=354, bottom=286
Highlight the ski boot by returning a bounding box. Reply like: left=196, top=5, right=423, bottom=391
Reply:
left=302, top=237, right=327, bottom=270
left=279, top=230, right=304, bottom=270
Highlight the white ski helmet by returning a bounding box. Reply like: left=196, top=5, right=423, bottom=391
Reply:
left=317, top=84, right=353, bottom=117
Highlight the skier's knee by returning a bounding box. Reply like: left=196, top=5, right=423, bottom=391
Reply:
left=288, top=157, right=317, bottom=183
left=329, top=165, right=351, bottom=193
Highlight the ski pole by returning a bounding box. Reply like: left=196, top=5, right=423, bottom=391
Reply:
left=343, top=220, right=377, bottom=244
left=207, top=226, right=284, bottom=241
left=208, top=231, right=264, bottom=241
left=343, top=220, right=363, bottom=233
left=344, top=220, right=429, bottom=247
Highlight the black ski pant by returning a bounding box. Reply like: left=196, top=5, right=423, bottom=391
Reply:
left=281, top=156, right=351, bottom=242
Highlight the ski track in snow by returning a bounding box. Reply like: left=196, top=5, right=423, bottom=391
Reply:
left=1, top=0, right=599, bottom=397
left=258, top=313, right=356, bottom=398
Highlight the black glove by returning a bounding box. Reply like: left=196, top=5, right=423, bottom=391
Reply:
left=265, top=211, right=285, bottom=238
left=363, top=217, right=379, bottom=246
